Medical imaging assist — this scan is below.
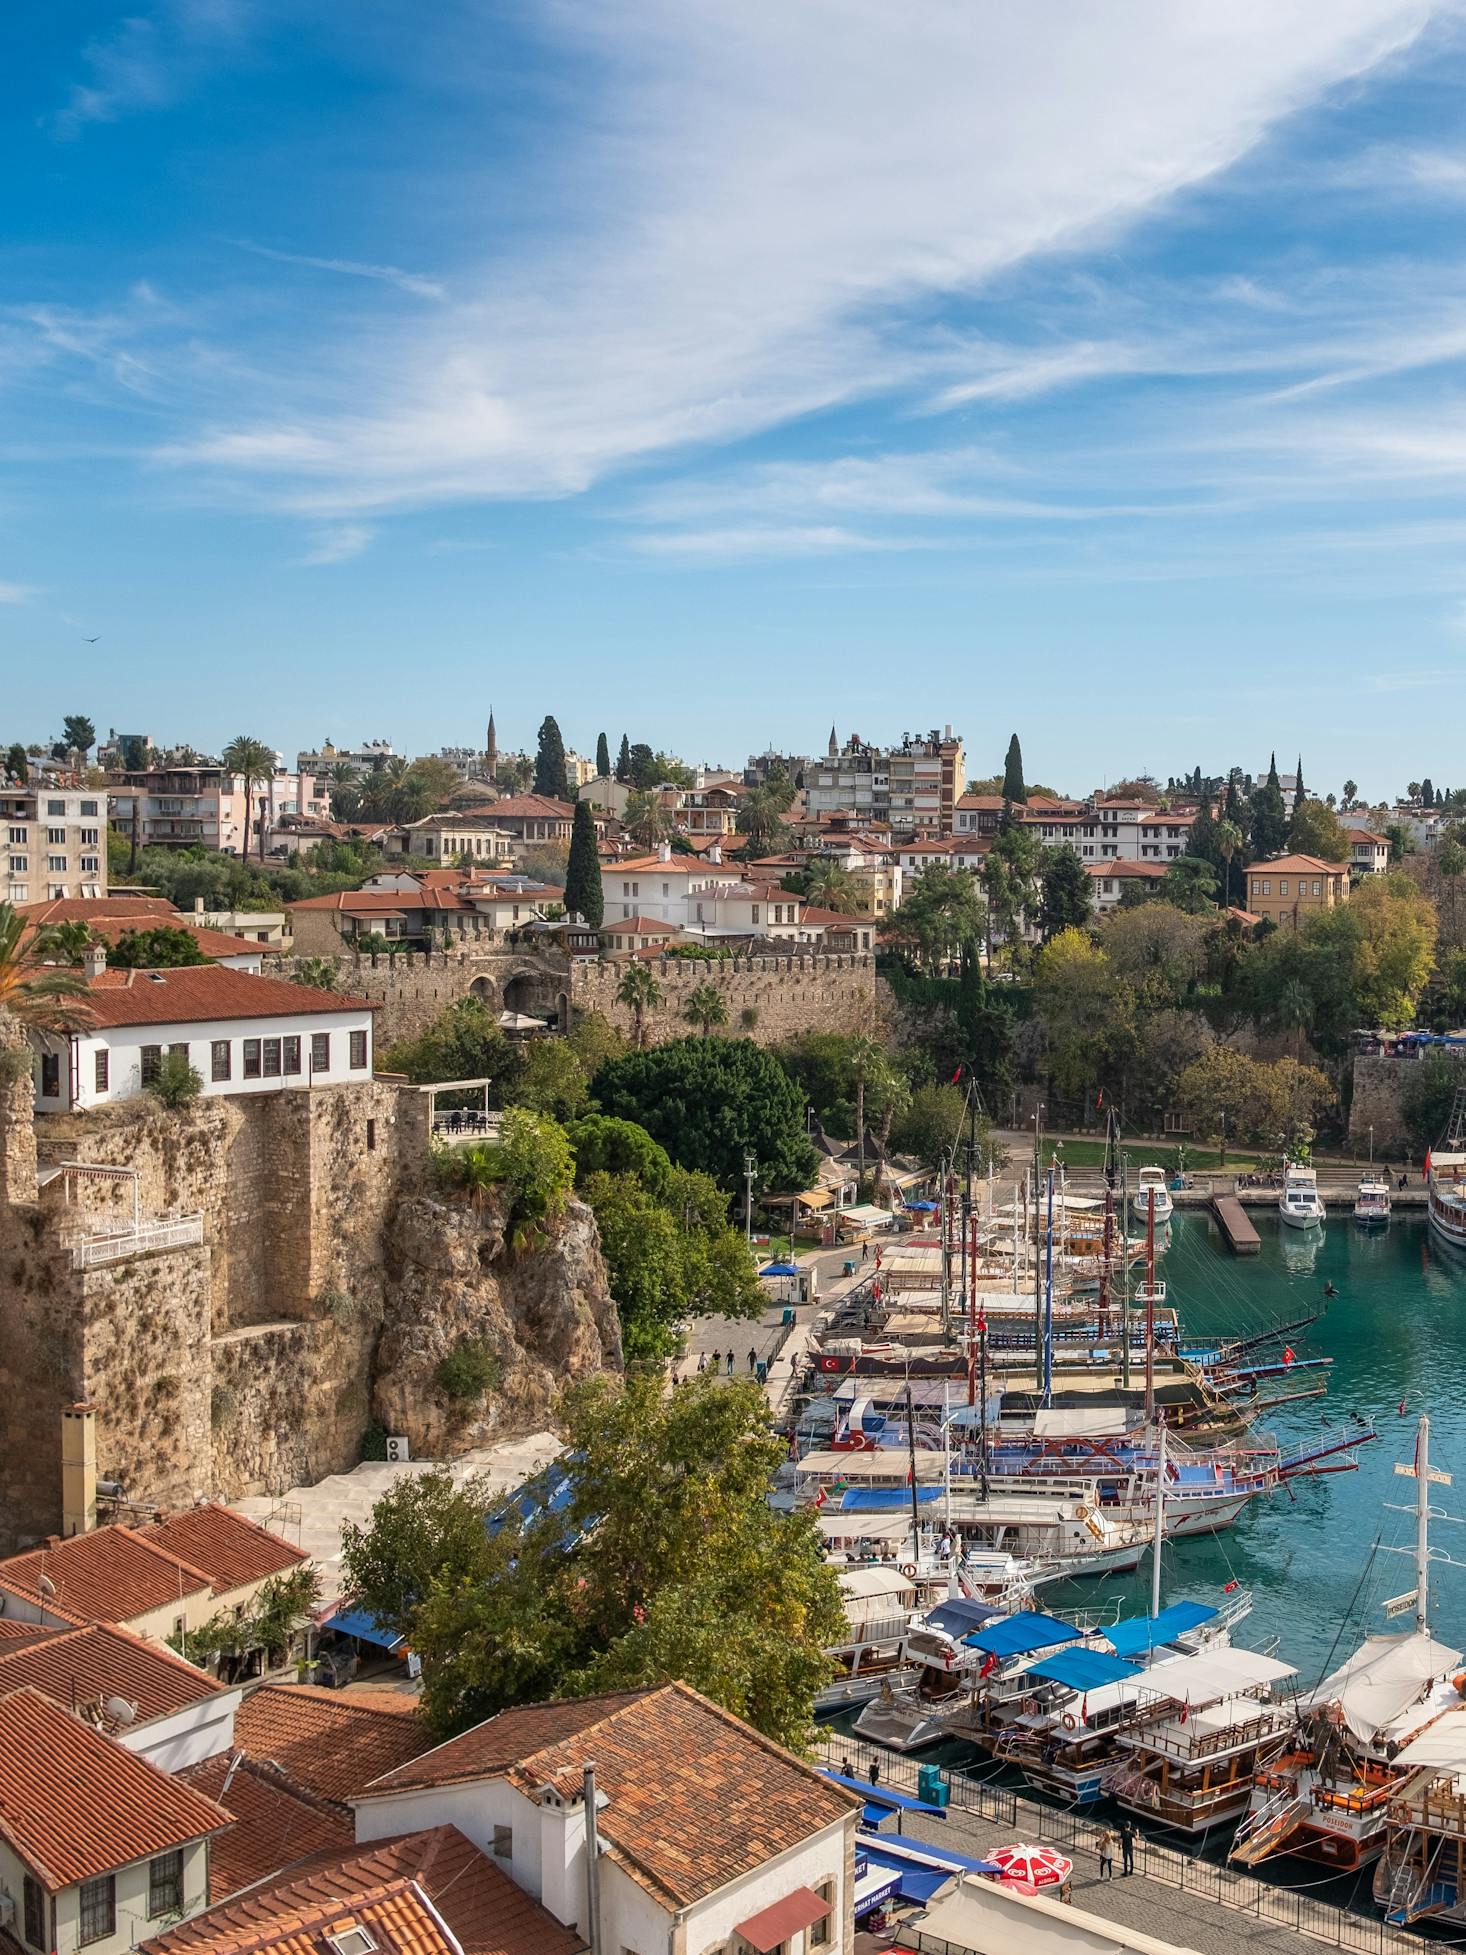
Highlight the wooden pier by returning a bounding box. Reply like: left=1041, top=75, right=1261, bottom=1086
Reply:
left=1212, top=1195, right=1262, bottom=1255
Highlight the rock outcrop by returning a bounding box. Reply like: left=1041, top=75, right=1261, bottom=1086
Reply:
left=374, top=1190, right=620, bottom=1455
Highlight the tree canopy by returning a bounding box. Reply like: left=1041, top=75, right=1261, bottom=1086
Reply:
left=563, top=800, right=603, bottom=926
left=1249, top=754, right=1289, bottom=861
left=1288, top=798, right=1349, bottom=862
left=381, top=997, right=519, bottom=1093
left=107, top=925, right=212, bottom=969
left=592, top=1035, right=818, bottom=1193
left=889, top=865, right=986, bottom=973
left=342, top=1373, right=844, bottom=1748
left=1002, top=733, right=1026, bottom=804
left=1038, top=847, right=1092, bottom=939
left=534, top=716, right=569, bottom=801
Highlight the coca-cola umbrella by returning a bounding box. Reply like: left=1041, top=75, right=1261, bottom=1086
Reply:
left=986, top=1843, right=1073, bottom=1892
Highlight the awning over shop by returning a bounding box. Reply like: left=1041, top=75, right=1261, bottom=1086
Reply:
left=852, top=1864, right=903, bottom=1917
left=818, top=1768, right=948, bottom=1817
left=323, top=1607, right=404, bottom=1652
left=735, top=1888, right=831, bottom=1954
left=857, top=1840, right=1001, bottom=1901
left=842, top=1204, right=895, bottom=1227
left=796, top=1187, right=835, bottom=1210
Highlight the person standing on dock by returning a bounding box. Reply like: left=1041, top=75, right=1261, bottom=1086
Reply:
left=1117, top=1815, right=1135, bottom=1876
left=1093, top=1827, right=1115, bottom=1880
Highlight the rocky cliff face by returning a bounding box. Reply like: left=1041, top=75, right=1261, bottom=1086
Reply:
left=373, top=1190, right=621, bottom=1456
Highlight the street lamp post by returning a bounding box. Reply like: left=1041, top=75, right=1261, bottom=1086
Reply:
left=744, top=1151, right=757, bottom=1245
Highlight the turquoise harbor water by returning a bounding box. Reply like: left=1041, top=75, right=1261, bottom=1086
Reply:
left=1049, top=1209, right=1466, bottom=1687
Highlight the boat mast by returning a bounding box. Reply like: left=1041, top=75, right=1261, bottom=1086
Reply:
left=1144, top=1187, right=1156, bottom=1422
left=904, top=1380, right=922, bottom=1563
left=1418, top=1416, right=1430, bottom=1632
left=1151, top=1415, right=1167, bottom=1618
left=1043, top=1166, right=1055, bottom=1409
left=1032, top=1108, right=1043, bottom=1393
left=1121, top=1147, right=1132, bottom=1389
left=940, top=1152, right=952, bottom=1342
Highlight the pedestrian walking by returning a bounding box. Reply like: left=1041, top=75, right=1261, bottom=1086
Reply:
left=748, top=1346, right=757, bottom=1372
left=725, top=1351, right=734, bottom=1376
left=861, top=1241, right=869, bottom=1264
left=1093, top=1827, right=1115, bottom=1880
left=697, top=1352, right=706, bottom=1374
left=840, top=1755, right=853, bottom=1779
left=1118, top=1815, right=1135, bottom=1876
left=868, top=1758, right=881, bottom=1788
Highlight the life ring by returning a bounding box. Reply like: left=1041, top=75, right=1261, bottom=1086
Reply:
left=1062, top=1712, right=1078, bottom=1732
left=900, top=1562, right=917, bottom=1579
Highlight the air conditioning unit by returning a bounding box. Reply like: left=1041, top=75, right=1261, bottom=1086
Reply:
left=385, top=1436, right=410, bottom=1464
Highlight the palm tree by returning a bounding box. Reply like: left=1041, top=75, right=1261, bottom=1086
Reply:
left=847, top=1033, right=884, bottom=1184
left=0, top=905, right=95, bottom=1034
left=1215, top=819, right=1244, bottom=909
left=803, top=859, right=859, bottom=914
left=624, top=790, right=671, bottom=852
left=222, top=735, right=275, bottom=861
left=615, top=962, right=663, bottom=1049
left=683, top=981, right=728, bottom=1038
left=41, top=919, right=95, bottom=965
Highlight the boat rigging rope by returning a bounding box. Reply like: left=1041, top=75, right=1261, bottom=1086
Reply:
left=1307, top=1533, right=1382, bottom=1699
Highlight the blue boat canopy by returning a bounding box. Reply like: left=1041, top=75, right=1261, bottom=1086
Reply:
left=818, top=1769, right=947, bottom=1818
left=838, top=1486, right=943, bottom=1511
left=1026, top=1646, right=1143, bottom=1690
left=858, top=1841, right=1002, bottom=1898
left=1106, top=1599, right=1217, bottom=1658
left=963, top=1611, right=1081, bottom=1658
left=323, top=1607, right=404, bottom=1652
left=925, top=1599, right=1003, bottom=1639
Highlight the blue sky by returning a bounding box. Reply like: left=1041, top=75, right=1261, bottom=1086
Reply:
left=7, top=2, right=1466, bottom=796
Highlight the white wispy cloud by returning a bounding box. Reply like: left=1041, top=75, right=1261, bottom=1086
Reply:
left=233, top=241, right=447, bottom=302
left=630, top=524, right=926, bottom=561
left=0, top=582, right=35, bottom=604
left=298, top=523, right=375, bottom=565
left=54, top=0, right=251, bottom=137
left=148, top=0, right=1446, bottom=514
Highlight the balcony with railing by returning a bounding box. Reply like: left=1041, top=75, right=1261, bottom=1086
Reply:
left=69, top=1213, right=205, bottom=1268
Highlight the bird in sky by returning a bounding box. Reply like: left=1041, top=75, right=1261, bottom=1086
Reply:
left=82, top=635, right=100, bottom=643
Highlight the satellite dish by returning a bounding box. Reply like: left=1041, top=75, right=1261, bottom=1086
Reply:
left=36, top=1574, right=55, bottom=1598
left=103, top=1696, right=137, bottom=1727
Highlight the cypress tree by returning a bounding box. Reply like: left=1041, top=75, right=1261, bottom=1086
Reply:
left=534, top=715, right=569, bottom=801
left=1002, top=733, right=1027, bottom=804
left=564, top=800, right=603, bottom=926
left=1250, top=753, right=1289, bottom=860
left=1293, top=754, right=1305, bottom=810
left=615, top=733, right=631, bottom=783
left=596, top=731, right=611, bottom=778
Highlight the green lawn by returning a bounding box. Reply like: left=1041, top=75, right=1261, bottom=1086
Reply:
left=1027, top=1138, right=1262, bottom=1173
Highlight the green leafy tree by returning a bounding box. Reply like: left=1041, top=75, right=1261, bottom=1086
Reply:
left=889, top=1083, right=993, bottom=1171
left=436, top=1106, right=575, bottom=1245
left=61, top=714, right=96, bottom=757
left=4, top=743, right=28, bottom=783
left=147, top=1051, right=204, bottom=1108
left=800, top=859, right=860, bottom=914
left=596, top=732, right=611, bottom=778
left=563, top=800, right=604, bottom=926
left=735, top=784, right=794, bottom=855
left=221, top=734, right=276, bottom=861
left=1160, top=855, right=1220, bottom=914
left=1288, top=798, right=1349, bottom=861
left=623, top=789, right=671, bottom=852
left=509, top=1038, right=590, bottom=1122
left=108, top=925, right=211, bottom=969
left=1402, top=1052, right=1466, bottom=1152
left=615, top=733, right=631, bottom=782
left=1178, top=1046, right=1333, bottom=1150
left=683, top=981, right=729, bottom=1038
left=340, top=1469, right=498, bottom=1643
left=393, top=1372, right=844, bottom=1747
left=381, top=997, right=520, bottom=1094
left=534, top=716, right=569, bottom=801
left=1002, top=733, right=1026, bottom=805
left=615, top=961, right=663, bottom=1049
left=1249, top=754, right=1289, bottom=861
left=592, top=1035, right=818, bottom=1193
left=890, top=865, right=987, bottom=974
left=628, top=742, right=658, bottom=789
left=0, top=904, right=94, bottom=1033
left=565, top=1112, right=674, bottom=1192
left=1032, top=927, right=1129, bottom=1102
left=1342, top=779, right=1358, bottom=811
left=1101, top=904, right=1209, bottom=1008
left=292, top=956, right=341, bottom=991
left=1038, top=847, right=1092, bottom=939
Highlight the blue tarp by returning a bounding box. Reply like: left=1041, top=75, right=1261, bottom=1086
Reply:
left=859, top=1841, right=1003, bottom=1895
left=963, top=1611, right=1081, bottom=1658
left=324, top=1607, right=404, bottom=1652
left=838, top=1486, right=943, bottom=1510
left=925, top=1599, right=1003, bottom=1639
left=1106, top=1599, right=1217, bottom=1658
left=1026, top=1646, right=1143, bottom=1690
left=818, top=1769, right=948, bottom=1818
left=761, top=1261, right=799, bottom=1276
left=488, top=1460, right=579, bottom=1540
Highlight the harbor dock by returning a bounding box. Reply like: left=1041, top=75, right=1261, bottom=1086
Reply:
left=1212, top=1194, right=1262, bottom=1255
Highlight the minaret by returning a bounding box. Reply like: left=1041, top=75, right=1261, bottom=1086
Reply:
left=828, top=724, right=838, bottom=758
left=486, top=708, right=498, bottom=783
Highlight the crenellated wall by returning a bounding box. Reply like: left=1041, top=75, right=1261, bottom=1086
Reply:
left=266, top=946, right=570, bottom=1047
left=568, top=952, right=882, bottom=1046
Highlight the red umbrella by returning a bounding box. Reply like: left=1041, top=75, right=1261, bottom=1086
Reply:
left=987, top=1843, right=1073, bottom=1891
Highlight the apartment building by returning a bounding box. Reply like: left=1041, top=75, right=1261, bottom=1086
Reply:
left=1, top=780, right=107, bottom=904
left=109, top=765, right=327, bottom=855
left=804, top=727, right=964, bottom=836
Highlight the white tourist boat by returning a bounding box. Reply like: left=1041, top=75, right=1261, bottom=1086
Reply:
left=1354, top=1171, right=1392, bottom=1229
left=1130, top=1166, right=1174, bottom=1228
left=1232, top=1417, right=1464, bottom=1875
left=1279, top=1161, right=1326, bottom=1229
left=1426, top=1090, right=1466, bottom=1252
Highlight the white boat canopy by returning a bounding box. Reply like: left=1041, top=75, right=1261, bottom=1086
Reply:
left=797, top=1450, right=945, bottom=1483
left=1393, top=1703, right=1466, bottom=1768
left=1132, top=1647, right=1296, bottom=1706
left=1032, top=1407, right=1132, bottom=1437
left=1302, top=1631, right=1464, bottom=1745
left=818, top=1511, right=911, bottom=1542
left=838, top=1567, right=918, bottom=1624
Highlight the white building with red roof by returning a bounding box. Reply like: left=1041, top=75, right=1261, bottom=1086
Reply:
left=31, top=953, right=377, bottom=1112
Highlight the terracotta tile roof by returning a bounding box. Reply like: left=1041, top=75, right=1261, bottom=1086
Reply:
left=603, top=916, right=679, bottom=935
left=1253, top=852, right=1349, bottom=875
left=287, top=889, right=475, bottom=915
left=359, top=1682, right=855, bottom=1908
left=0, top=1686, right=231, bottom=1891
left=1085, top=858, right=1168, bottom=879
left=78, top=920, right=270, bottom=960
left=486, top=794, right=576, bottom=819
left=145, top=1506, right=308, bottom=1595
left=178, top=1754, right=351, bottom=1900
left=19, top=896, right=180, bottom=924
left=233, top=1685, right=431, bottom=1810
left=159, top=1873, right=455, bottom=1955
left=0, top=1622, right=222, bottom=1726
left=81, top=966, right=378, bottom=1029
left=141, top=1825, right=584, bottom=1955
left=0, top=1525, right=213, bottom=1624
left=1349, top=828, right=1389, bottom=846
left=0, top=1620, right=57, bottom=1646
